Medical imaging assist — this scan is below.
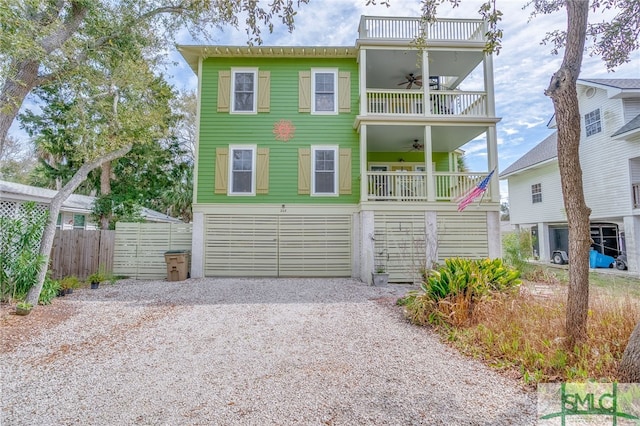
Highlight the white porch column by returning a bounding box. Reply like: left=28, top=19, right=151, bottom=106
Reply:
left=359, top=48, right=367, bottom=116
left=360, top=210, right=375, bottom=284
left=538, top=222, right=551, bottom=262
left=483, top=52, right=496, bottom=116
left=190, top=212, right=204, bottom=278
left=624, top=215, right=640, bottom=276
left=352, top=212, right=361, bottom=278
left=487, top=211, right=501, bottom=258
left=425, top=211, right=438, bottom=269
left=360, top=124, right=368, bottom=202
left=422, top=50, right=429, bottom=117
left=486, top=127, right=500, bottom=202
left=424, top=126, right=435, bottom=201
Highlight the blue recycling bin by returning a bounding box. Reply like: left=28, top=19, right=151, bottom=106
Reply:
left=589, top=249, right=615, bottom=268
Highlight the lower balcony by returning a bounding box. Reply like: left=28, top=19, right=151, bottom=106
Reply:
left=365, top=171, right=493, bottom=202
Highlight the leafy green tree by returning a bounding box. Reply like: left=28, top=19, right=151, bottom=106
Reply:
left=0, top=135, right=35, bottom=183
left=500, top=202, right=509, bottom=221
left=0, top=0, right=310, bottom=153
left=21, top=86, right=192, bottom=227
left=24, top=51, right=173, bottom=305
left=21, top=85, right=96, bottom=193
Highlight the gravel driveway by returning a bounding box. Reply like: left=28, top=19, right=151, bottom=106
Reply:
left=1, top=278, right=536, bottom=425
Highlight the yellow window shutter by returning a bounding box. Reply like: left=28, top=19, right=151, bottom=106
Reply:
left=298, top=148, right=310, bottom=194
left=298, top=71, right=311, bottom=113
left=256, top=147, right=269, bottom=194
left=217, top=70, right=230, bottom=112
left=215, top=148, right=229, bottom=194
left=339, top=148, right=352, bottom=195
left=338, top=71, right=351, bottom=113
left=258, top=71, right=270, bottom=113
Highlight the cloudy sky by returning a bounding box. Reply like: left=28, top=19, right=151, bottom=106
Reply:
left=168, top=0, right=639, bottom=199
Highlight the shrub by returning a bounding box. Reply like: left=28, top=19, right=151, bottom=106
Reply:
left=39, top=276, right=61, bottom=305
left=400, top=258, right=521, bottom=327
left=502, top=230, right=533, bottom=270
left=60, top=275, right=80, bottom=290
left=0, top=202, right=47, bottom=301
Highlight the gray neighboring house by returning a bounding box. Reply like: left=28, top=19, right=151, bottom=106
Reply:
left=500, top=78, right=640, bottom=275
left=0, top=180, right=182, bottom=228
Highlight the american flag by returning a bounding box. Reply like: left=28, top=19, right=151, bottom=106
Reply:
left=457, top=170, right=495, bottom=212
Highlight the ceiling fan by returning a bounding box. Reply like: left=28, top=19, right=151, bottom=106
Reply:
left=408, top=139, right=423, bottom=151
left=397, top=73, right=422, bottom=89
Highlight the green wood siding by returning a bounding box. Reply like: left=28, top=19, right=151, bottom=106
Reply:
left=367, top=152, right=450, bottom=170
left=198, top=57, right=359, bottom=204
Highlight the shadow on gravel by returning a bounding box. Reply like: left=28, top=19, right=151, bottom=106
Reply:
left=70, top=277, right=416, bottom=306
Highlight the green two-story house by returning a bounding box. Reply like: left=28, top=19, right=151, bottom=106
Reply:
left=179, top=15, right=501, bottom=283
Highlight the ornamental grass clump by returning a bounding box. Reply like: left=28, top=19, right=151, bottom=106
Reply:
left=400, top=258, right=521, bottom=327
left=450, top=290, right=640, bottom=383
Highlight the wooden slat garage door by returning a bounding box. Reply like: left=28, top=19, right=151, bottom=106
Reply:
left=279, top=215, right=351, bottom=277
left=204, top=215, right=351, bottom=277
left=204, top=215, right=278, bottom=276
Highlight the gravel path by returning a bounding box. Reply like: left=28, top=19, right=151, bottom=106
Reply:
left=1, top=278, right=536, bottom=425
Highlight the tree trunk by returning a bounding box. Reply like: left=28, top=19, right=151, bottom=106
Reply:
left=620, top=321, right=640, bottom=382
left=618, top=323, right=640, bottom=383
left=0, top=60, right=41, bottom=156
left=544, top=0, right=591, bottom=346
left=100, top=161, right=112, bottom=230
left=25, top=144, right=132, bottom=306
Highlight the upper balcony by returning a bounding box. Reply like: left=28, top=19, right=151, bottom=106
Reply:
left=358, top=16, right=486, bottom=43
left=366, top=88, right=488, bottom=117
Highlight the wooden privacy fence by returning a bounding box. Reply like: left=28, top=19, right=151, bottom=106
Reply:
left=50, top=230, right=115, bottom=280
left=114, top=222, right=192, bottom=279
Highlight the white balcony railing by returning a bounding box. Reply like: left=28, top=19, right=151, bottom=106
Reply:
left=359, top=16, right=485, bottom=42
left=366, top=171, right=492, bottom=202
left=366, top=89, right=488, bottom=117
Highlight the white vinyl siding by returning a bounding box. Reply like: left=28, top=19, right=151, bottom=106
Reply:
left=312, top=146, right=338, bottom=196
left=231, top=68, right=257, bottom=113
left=229, top=146, right=256, bottom=195
left=311, top=69, right=338, bottom=114
left=622, top=99, right=640, bottom=123
left=506, top=162, right=565, bottom=225
left=579, top=86, right=638, bottom=218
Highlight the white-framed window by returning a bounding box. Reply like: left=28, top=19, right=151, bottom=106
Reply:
left=312, top=69, right=338, bottom=114
left=229, top=145, right=256, bottom=195
left=73, top=214, right=86, bottom=229
left=585, top=109, right=601, bottom=137
left=531, top=183, right=542, bottom=204
left=312, top=146, right=338, bottom=195
left=231, top=68, right=257, bottom=113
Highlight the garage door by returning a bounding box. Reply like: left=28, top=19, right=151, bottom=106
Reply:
left=204, top=215, right=351, bottom=277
